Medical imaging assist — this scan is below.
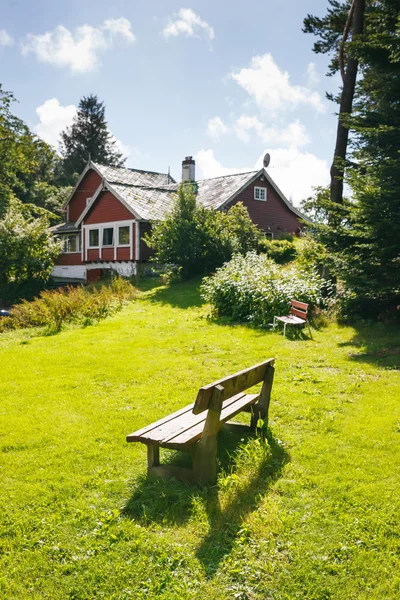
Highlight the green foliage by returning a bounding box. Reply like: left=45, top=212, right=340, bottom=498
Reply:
left=201, top=252, right=325, bottom=325
left=296, top=235, right=330, bottom=272
left=0, top=84, right=69, bottom=218
left=301, top=3, right=400, bottom=318
left=0, top=277, right=137, bottom=333
left=60, top=94, right=125, bottom=184
left=257, top=238, right=297, bottom=264
left=303, top=1, right=351, bottom=79
left=145, top=183, right=262, bottom=278
left=0, top=200, right=62, bottom=304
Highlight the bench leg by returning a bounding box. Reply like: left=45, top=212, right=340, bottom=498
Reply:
left=258, top=364, right=275, bottom=425
left=192, top=384, right=224, bottom=485
left=147, top=445, right=160, bottom=470
left=192, top=437, right=218, bottom=485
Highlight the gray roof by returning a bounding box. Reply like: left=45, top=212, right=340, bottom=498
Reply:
left=93, top=162, right=175, bottom=187
left=196, top=171, right=258, bottom=210
left=50, top=221, right=80, bottom=234
left=111, top=184, right=177, bottom=221
left=109, top=172, right=259, bottom=220
left=70, top=161, right=309, bottom=224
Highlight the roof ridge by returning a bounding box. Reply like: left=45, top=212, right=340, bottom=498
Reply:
left=93, top=161, right=173, bottom=179
left=196, top=170, right=258, bottom=183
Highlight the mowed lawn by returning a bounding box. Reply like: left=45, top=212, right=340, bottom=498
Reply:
left=1, top=280, right=399, bottom=600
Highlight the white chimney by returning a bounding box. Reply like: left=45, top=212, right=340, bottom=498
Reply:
left=182, top=156, right=195, bottom=182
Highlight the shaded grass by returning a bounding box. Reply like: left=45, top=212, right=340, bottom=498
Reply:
left=0, top=279, right=399, bottom=599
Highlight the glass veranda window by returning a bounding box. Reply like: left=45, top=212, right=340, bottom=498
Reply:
left=102, top=228, right=114, bottom=246
left=64, top=235, right=77, bottom=252
left=118, top=226, right=130, bottom=245
left=89, top=229, right=99, bottom=247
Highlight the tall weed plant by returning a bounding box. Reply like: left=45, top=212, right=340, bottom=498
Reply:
left=201, top=252, right=325, bottom=325
left=0, top=277, right=137, bottom=333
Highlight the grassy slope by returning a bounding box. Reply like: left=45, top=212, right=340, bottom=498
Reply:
left=0, top=280, right=399, bottom=600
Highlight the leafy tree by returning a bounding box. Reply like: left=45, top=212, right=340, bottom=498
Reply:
left=145, top=183, right=262, bottom=278
left=60, top=95, right=125, bottom=184
left=0, top=200, right=61, bottom=304
left=0, top=85, right=69, bottom=220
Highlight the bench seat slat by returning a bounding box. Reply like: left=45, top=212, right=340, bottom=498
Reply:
left=126, top=403, right=194, bottom=440
left=167, top=392, right=259, bottom=446
left=275, top=315, right=305, bottom=325
left=132, top=392, right=247, bottom=445
left=127, top=392, right=259, bottom=447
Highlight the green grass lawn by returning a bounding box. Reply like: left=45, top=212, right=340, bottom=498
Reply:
left=1, top=279, right=399, bottom=599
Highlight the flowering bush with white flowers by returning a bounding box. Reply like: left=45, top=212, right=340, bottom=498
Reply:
left=201, top=252, right=325, bottom=326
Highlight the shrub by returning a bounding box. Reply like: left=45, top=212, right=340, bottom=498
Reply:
left=201, top=252, right=325, bottom=326
left=145, top=183, right=262, bottom=278
left=0, top=200, right=62, bottom=304
left=0, top=277, right=137, bottom=333
left=257, top=239, right=297, bottom=264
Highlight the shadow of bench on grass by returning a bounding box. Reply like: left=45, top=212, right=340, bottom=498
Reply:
left=123, top=425, right=289, bottom=576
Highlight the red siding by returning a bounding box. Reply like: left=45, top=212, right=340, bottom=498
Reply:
left=68, top=170, right=102, bottom=222
left=102, top=248, right=114, bottom=261
left=225, top=175, right=301, bottom=237
left=84, top=191, right=134, bottom=224
left=55, top=253, right=84, bottom=266
left=139, top=222, right=154, bottom=261
left=87, top=249, right=100, bottom=262
left=117, top=247, right=131, bottom=260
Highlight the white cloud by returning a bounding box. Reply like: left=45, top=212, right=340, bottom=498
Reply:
left=103, top=18, right=135, bottom=42
left=22, top=18, right=135, bottom=73
left=163, top=8, right=214, bottom=40
left=231, top=53, right=325, bottom=114
left=234, top=116, right=310, bottom=147
left=206, top=114, right=310, bottom=148
left=306, top=62, right=319, bottom=87
left=0, top=29, right=13, bottom=47
left=34, top=98, right=77, bottom=147
left=207, top=116, right=229, bottom=139
left=195, top=147, right=329, bottom=206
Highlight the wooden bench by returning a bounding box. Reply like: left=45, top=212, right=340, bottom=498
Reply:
left=273, top=300, right=312, bottom=337
left=126, top=359, right=275, bottom=485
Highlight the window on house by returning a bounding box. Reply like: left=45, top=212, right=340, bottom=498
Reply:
left=254, top=186, right=267, bottom=201
left=89, top=229, right=99, bottom=247
left=64, top=234, right=78, bottom=253
left=102, top=227, right=114, bottom=246
left=118, top=226, right=130, bottom=246
left=264, top=232, right=274, bottom=240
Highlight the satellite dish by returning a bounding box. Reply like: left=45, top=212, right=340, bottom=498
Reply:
left=263, top=152, right=271, bottom=168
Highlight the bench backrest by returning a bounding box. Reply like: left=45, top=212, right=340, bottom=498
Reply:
left=193, top=358, right=275, bottom=415
left=290, top=300, right=308, bottom=321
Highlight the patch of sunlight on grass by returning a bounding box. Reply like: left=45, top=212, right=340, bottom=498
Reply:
left=0, top=278, right=399, bottom=599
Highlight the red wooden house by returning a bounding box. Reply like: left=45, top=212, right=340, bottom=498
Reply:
left=51, top=156, right=307, bottom=281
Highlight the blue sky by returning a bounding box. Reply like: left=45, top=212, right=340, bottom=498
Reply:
left=1, top=0, right=339, bottom=205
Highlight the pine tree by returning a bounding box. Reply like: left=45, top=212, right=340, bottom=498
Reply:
left=59, top=95, right=125, bottom=184
left=303, top=0, right=400, bottom=318
left=304, top=0, right=366, bottom=208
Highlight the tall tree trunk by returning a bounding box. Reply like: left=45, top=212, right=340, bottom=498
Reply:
left=330, top=0, right=366, bottom=207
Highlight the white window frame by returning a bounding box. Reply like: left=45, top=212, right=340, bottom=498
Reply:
left=83, top=220, right=135, bottom=261
left=118, top=225, right=131, bottom=247
left=63, top=233, right=80, bottom=253
left=254, top=186, right=267, bottom=201
left=264, top=232, right=274, bottom=240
